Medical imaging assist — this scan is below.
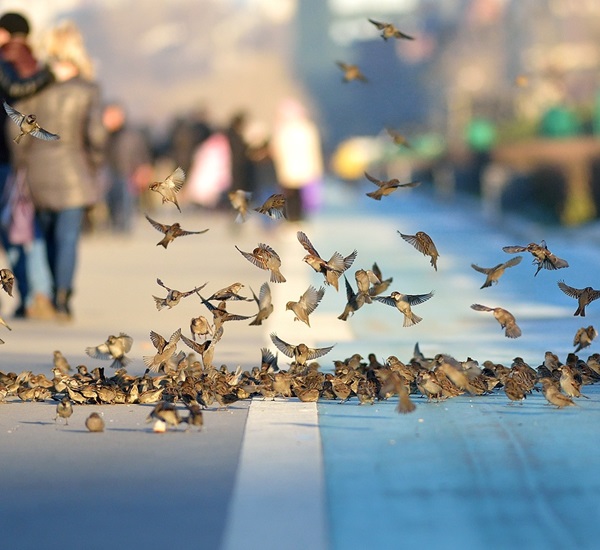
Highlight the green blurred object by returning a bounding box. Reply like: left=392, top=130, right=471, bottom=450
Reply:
left=539, top=106, right=581, bottom=138
left=593, top=91, right=600, bottom=136
left=466, top=118, right=497, bottom=152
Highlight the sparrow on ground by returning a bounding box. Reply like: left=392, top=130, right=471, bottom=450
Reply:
left=148, top=166, right=185, bottom=212
left=470, top=304, right=522, bottom=338
left=235, top=243, right=286, bottom=283
left=184, top=403, right=204, bottom=431
left=270, top=332, right=335, bottom=367
left=398, top=230, right=439, bottom=271
left=85, top=412, right=105, bottom=432
left=249, top=282, right=273, bottom=326
left=146, top=401, right=182, bottom=428
left=540, top=378, right=576, bottom=408
left=558, top=365, right=588, bottom=399
left=85, top=333, right=133, bottom=369
left=297, top=231, right=356, bottom=291
left=285, top=285, right=325, bottom=327
left=471, top=256, right=523, bottom=288
left=153, top=278, right=207, bottom=310
left=557, top=281, right=600, bottom=317
left=3, top=101, right=60, bottom=144
left=502, top=240, right=568, bottom=276
left=573, top=325, right=597, bottom=353
left=0, top=268, right=14, bottom=296
left=364, top=171, right=420, bottom=200
left=55, top=396, right=73, bottom=425
left=375, top=290, right=434, bottom=327
left=228, top=189, right=252, bottom=223
left=144, top=214, right=208, bottom=248
left=142, top=328, right=182, bottom=373
left=254, top=193, right=286, bottom=219
left=336, top=61, right=368, bottom=83
left=368, top=19, right=414, bottom=40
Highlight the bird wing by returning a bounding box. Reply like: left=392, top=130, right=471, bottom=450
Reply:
left=235, top=245, right=266, bottom=270
left=545, top=253, right=569, bottom=270
left=503, top=255, right=523, bottom=268
left=367, top=18, right=386, bottom=30
left=407, top=291, right=434, bottom=306
left=3, top=101, right=24, bottom=126
left=258, top=242, right=281, bottom=261
left=270, top=333, right=296, bottom=359
left=116, top=333, right=134, bottom=353
left=470, top=263, right=493, bottom=275
left=306, top=344, right=335, bottom=361
left=589, top=290, right=600, bottom=303
left=374, top=295, right=396, bottom=307
left=30, top=126, right=60, bottom=141
left=181, top=333, right=211, bottom=354
left=156, top=278, right=170, bottom=291
left=164, top=166, right=185, bottom=192
left=557, top=281, right=581, bottom=298
left=299, top=286, right=325, bottom=315
left=343, top=275, right=357, bottom=301
left=149, top=330, right=168, bottom=352
left=399, top=232, right=428, bottom=254
left=85, top=343, right=112, bottom=360
left=258, top=282, right=272, bottom=308
left=573, top=327, right=585, bottom=346
left=372, top=262, right=383, bottom=280
left=470, top=303, right=494, bottom=312
left=364, top=171, right=384, bottom=187
left=168, top=328, right=182, bottom=346
left=181, top=282, right=208, bottom=298
left=502, top=245, right=527, bottom=254
left=145, top=214, right=168, bottom=233
left=336, top=61, right=350, bottom=71
left=297, top=231, right=320, bottom=257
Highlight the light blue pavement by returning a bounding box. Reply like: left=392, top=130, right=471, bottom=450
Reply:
left=307, top=181, right=600, bottom=550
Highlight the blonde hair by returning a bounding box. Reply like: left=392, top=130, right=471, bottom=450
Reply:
left=44, top=20, right=95, bottom=80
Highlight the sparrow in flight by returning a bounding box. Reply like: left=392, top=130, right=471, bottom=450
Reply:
left=145, top=214, right=208, bottom=248
left=270, top=332, right=335, bottom=367
left=3, top=101, right=60, bottom=144
left=0, top=268, right=14, bottom=296
left=375, top=290, right=434, bottom=327
left=398, top=230, right=439, bottom=271
left=85, top=333, right=133, bottom=369
left=470, top=256, right=522, bottom=288
left=249, top=282, right=273, bottom=326
left=502, top=240, right=568, bottom=276
left=254, top=193, right=286, bottom=220
left=368, top=19, right=414, bottom=40
left=470, top=304, right=522, bottom=338
left=336, top=61, right=368, bottom=83
left=235, top=243, right=286, bottom=283
left=148, top=166, right=185, bottom=212
left=285, top=285, right=325, bottom=327
left=557, top=281, right=600, bottom=316
left=153, top=278, right=207, bottom=310
left=364, top=171, right=420, bottom=200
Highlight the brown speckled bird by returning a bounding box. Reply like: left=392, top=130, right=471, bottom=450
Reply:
left=540, top=378, right=576, bottom=408
left=254, top=193, right=286, bottom=220
left=270, top=332, right=335, bottom=367
left=558, top=365, right=588, bottom=399
left=503, top=240, right=568, bottom=276
left=398, top=230, right=439, bottom=271
left=297, top=231, right=356, bottom=291
left=470, top=303, right=521, bottom=338
left=55, top=396, right=73, bottom=425
left=235, top=243, right=286, bottom=283
left=206, top=282, right=251, bottom=302
left=285, top=285, right=325, bottom=327
left=336, top=61, right=368, bottom=83
left=471, top=256, right=522, bottom=288
left=144, top=214, right=208, bottom=248
left=4, top=100, right=60, bottom=144
left=148, top=166, right=185, bottom=212
left=249, top=282, right=273, bottom=326
left=85, top=333, right=133, bottom=369
left=375, top=290, right=434, bottom=327
left=368, top=19, right=414, bottom=40
left=338, top=276, right=366, bottom=321
left=557, top=281, right=600, bottom=317
left=0, top=268, right=14, bottom=296
left=573, top=325, right=597, bottom=353
left=142, top=328, right=182, bottom=373
left=364, top=171, right=420, bottom=200
left=153, top=279, right=207, bottom=310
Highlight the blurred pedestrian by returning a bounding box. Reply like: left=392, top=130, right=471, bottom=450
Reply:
left=270, top=98, right=324, bottom=221
left=167, top=105, right=212, bottom=175
left=102, top=101, right=153, bottom=233
left=10, top=20, right=106, bottom=321
left=0, top=11, right=54, bottom=318
left=226, top=111, right=256, bottom=195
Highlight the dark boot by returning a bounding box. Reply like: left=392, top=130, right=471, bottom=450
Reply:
left=54, top=289, right=73, bottom=321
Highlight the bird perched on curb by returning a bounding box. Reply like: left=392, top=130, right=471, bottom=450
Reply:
left=55, top=396, right=73, bottom=425
left=398, top=231, right=439, bottom=271
left=285, top=285, right=325, bottom=327
left=153, top=279, right=207, bottom=310
left=336, top=61, right=367, bottom=83
left=249, top=282, right=273, bottom=326
left=235, top=243, right=286, bottom=283
left=503, top=240, right=568, bottom=276
left=85, top=333, right=133, bottom=369
left=557, top=281, right=600, bottom=317
left=375, top=290, right=434, bottom=327
left=364, top=171, right=420, bottom=200
left=0, top=268, right=14, bottom=296
left=3, top=100, right=60, bottom=144
left=254, top=193, right=286, bottom=219
left=368, top=19, right=414, bottom=40
left=573, top=325, right=597, bottom=353
left=270, top=332, right=335, bottom=367
left=297, top=231, right=356, bottom=291
left=85, top=412, right=105, bottom=432
left=144, top=215, right=208, bottom=248
left=470, top=304, right=522, bottom=338
left=471, top=256, right=522, bottom=288
left=148, top=166, right=185, bottom=212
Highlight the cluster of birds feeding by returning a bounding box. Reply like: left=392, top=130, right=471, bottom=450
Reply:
left=1, top=18, right=599, bottom=433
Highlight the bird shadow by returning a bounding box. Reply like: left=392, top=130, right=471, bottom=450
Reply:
left=19, top=420, right=56, bottom=426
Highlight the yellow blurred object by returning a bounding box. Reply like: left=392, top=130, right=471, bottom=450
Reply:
left=330, top=137, right=382, bottom=180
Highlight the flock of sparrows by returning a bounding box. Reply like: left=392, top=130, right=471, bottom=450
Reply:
left=1, top=18, right=597, bottom=433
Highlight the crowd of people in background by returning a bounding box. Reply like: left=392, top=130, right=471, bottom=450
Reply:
left=0, top=11, right=325, bottom=324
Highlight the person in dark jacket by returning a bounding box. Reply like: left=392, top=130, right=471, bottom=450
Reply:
left=11, top=20, right=106, bottom=320
left=0, top=12, right=54, bottom=318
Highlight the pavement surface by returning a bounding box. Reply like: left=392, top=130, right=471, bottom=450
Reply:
left=1, top=180, right=600, bottom=550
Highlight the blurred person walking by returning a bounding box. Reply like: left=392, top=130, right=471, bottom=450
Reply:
left=270, top=98, right=324, bottom=222
left=0, top=11, right=54, bottom=318
left=226, top=111, right=257, bottom=196
left=102, top=101, right=153, bottom=233
left=10, top=21, right=106, bottom=321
